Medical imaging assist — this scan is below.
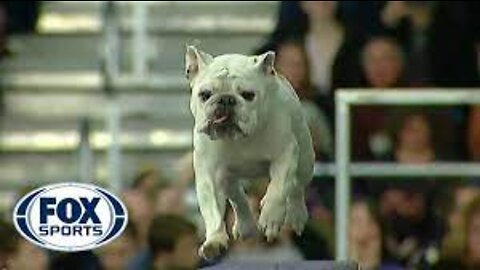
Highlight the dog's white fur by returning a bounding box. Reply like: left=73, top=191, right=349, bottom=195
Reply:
left=186, top=46, right=314, bottom=259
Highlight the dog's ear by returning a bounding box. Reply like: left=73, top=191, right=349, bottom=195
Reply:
left=185, top=45, right=213, bottom=84
left=254, top=51, right=276, bottom=76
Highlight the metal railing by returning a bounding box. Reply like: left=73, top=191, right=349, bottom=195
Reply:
left=102, top=1, right=122, bottom=192
left=334, top=89, right=480, bottom=260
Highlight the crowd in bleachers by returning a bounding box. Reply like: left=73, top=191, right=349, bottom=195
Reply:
left=262, top=2, right=480, bottom=269
left=0, top=1, right=480, bottom=270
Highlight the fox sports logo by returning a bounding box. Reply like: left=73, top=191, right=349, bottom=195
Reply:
left=13, top=183, right=128, bottom=252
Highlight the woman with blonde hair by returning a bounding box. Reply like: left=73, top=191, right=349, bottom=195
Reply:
left=435, top=196, right=480, bottom=269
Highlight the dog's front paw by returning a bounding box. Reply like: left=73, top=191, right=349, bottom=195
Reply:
left=285, top=199, right=309, bottom=235
left=199, top=232, right=229, bottom=260
left=258, top=199, right=286, bottom=241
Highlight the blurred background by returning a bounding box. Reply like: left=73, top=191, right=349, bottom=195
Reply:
left=0, top=1, right=479, bottom=270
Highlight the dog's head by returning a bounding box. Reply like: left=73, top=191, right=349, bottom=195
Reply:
left=185, top=46, right=277, bottom=140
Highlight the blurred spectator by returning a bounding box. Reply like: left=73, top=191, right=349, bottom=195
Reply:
left=148, top=214, right=199, bottom=270
left=379, top=111, right=438, bottom=204
left=440, top=186, right=480, bottom=260
left=381, top=1, right=479, bottom=87
left=156, top=182, right=188, bottom=216
left=175, top=152, right=194, bottom=189
left=361, top=37, right=405, bottom=88
left=434, top=196, right=480, bottom=269
left=291, top=219, right=333, bottom=260
left=97, top=225, right=136, bottom=270
left=258, top=1, right=382, bottom=50
left=387, top=109, right=460, bottom=162
left=259, top=1, right=365, bottom=122
left=123, top=168, right=159, bottom=247
left=2, top=187, right=48, bottom=270
left=468, top=106, right=480, bottom=160
left=0, top=3, right=8, bottom=59
left=9, top=239, right=48, bottom=270
left=264, top=1, right=306, bottom=45
left=376, top=111, right=444, bottom=267
left=275, top=38, right=333, bottom=159
left=340, top=1, right=387, bottom=36
left=349, top=199, right=404, bottom=270
left=0, top=2, right=40, bottom=61
left=300, top=1, right=364, bottom=96
left=0, top=219, right=18, bottom=269
left=381, top=1, right=478, bottom=157
left=172, top=152, right=203, bottom=229
left=4, top=1, right=39, bottom=33
left=380, top=185, right=439, bottom=268
left=391, top=112, right=434, bottom=164
left=353, top=37, right=405, bottom=161
left=50, top=251, right=102, bottom=270
left=275, top=39, right=312, bottom=101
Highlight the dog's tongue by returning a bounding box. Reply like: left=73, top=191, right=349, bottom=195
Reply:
left=213, top=114, right=229, bottom=124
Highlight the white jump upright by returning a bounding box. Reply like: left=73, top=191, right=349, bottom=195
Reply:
left=132, top=2, right=149, bottom=78
left=334, top=89, right=480, bottom=260
left=102, top=1, right=122, bottom=193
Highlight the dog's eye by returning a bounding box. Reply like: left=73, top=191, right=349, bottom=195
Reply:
left=199, top=90, right=212, bottom=102
left=241, top=91, right=255, bottom=101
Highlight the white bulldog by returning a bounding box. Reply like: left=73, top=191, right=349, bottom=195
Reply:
left=185, top=46, right=314, bottom=260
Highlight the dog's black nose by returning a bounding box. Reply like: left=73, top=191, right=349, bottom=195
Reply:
left=218, top=95, right=236, bottom=106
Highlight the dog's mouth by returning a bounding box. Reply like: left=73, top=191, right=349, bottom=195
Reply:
left=211, top=109, right=233, bottom=125
left=200, top=109, right=244, bottom=139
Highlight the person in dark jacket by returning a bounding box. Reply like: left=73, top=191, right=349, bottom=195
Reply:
left=381, top=1, right=479, bottom=87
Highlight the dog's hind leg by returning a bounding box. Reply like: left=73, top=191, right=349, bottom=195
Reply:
left=259, top=140, right=299, bottom=241
left=285, top=186, right=309, bottom=235
left=285, top=141, right=313, bottom=235
left=227, top=180, right=257, bottom=240
left=283, top=123, right=314, bottom=236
